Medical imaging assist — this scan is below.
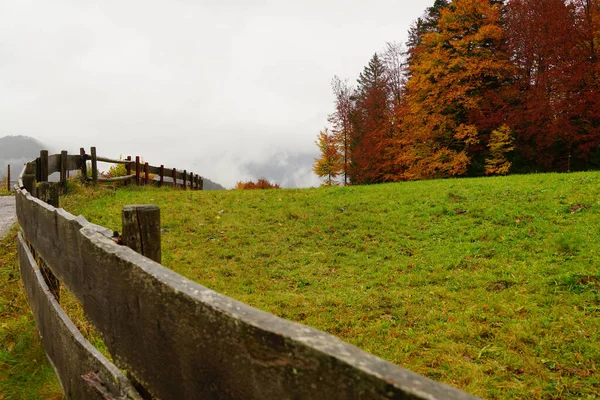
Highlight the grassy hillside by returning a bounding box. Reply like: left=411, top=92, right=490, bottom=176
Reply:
left=58, top=172, right=600, bottom=399
left=4, top=172, right=599, bottom=399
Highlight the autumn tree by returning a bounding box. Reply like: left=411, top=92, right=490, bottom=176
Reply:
left=328, top=76, right=354, bottom=185
left=406, top=0, right=450, bottom=66
left=349, top=53, right=393, bottom=184
left=313, top=128, right=343, bottom=186
left=485, top=124, right=515, bottom=175
left=391, top=0, right=513, bottom=179
left=502, top=0, right=600, bottom=171
left=382, top=42, right=407, bottom=107
left=235, top=179, right=280, bottom=190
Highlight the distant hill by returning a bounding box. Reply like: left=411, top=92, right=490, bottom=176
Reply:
left=203, top=177, right=226, bottom=191
left=0, top=135, right=47, bottom=180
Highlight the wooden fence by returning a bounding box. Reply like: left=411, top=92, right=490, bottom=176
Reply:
left=15, top=151, right=478, bottom=400
left=17, top=147, right=203, bottom=195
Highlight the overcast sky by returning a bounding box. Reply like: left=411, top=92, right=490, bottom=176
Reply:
left=1, top=0, right=433, bottom=188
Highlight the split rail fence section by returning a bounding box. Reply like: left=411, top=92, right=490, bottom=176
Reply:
left=18, top=147, right=203, bottom=195
left=15, top=151, right=477, bottom=400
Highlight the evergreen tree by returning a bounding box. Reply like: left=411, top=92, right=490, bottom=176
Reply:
left=350, top=54, right=392, bottom=184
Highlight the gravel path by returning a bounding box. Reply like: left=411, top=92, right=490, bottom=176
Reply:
left=0, top=196, right=16, bottom=239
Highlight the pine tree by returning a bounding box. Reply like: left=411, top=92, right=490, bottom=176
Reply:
left=350, top=54, right=392, bottom=184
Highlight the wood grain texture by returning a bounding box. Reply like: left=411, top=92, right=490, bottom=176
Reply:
left=47, top=154, right=62, bottom=175
left=91, top=147, right=98, bottom=183
left=79, top=149, right=87, bottom=183
left=122, top=205, right=161, bottom=263
left=40, top=150, right=49, bottom=182
left=98, top=174, right=136, bottom=183
left=60, top=151, right=68, bottom=193
left=17, top=232, right=141, bottom=400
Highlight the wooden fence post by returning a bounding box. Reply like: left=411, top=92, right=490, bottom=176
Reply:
left=172, top=168, right=177, bottom=188
left=159, top=165, right=164, bottom=187
left=6, top=164, right=10, bottom=192
left=40, top=150, right=49, bottom=182
left=91, top=147, right=98, bottom=184
left=22, top=174, right=36, bottom=197
left=121, top=205, right=161, bottom=263
left=38, top=182, right=59, bottom=208
left=60, top=151, right=68, bottom=193
left=199, top=177, right=204, bottom=190
left=36, top=181, right=61, bottom=301
left=126, top=156, right=132, bottom=186
left=183, top=170, right=187, bottom=191
left=144, top=163, right=149, bottom=186
left=135, top=157, right=140, bottom=186
left=80, top=148, right=87, bottom=183
left=194, top=174, right=198, bottom=190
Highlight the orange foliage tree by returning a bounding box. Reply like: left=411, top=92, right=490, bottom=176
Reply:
left=235, top=179, right=280, bottom=190
left=389, top=0, right=513, bottom=179
left=315, top=0, right=600, bottom=185
left=313, top=128, right=343, bottom=186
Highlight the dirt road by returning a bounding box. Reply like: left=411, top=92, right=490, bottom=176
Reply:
left=0, top=196, right=16, bottom=238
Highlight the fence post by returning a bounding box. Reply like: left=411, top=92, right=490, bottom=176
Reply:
left=194, top=174, right=198, bottom=190
left=121, top=205, right=161, bottom=263
left=144, top=162, right=149, bottom=186
left=135, top=157, right=140, bottom=186
left=60, top=151, right=68, bottom=193
left=199, top=177, right=204, bottom=191
left=36, top=181, right=61, bottom=301
left=22, top=174, right=36, bottom=197
left=91, top=147, right=98, bottom=184
left=183, top=170, right=187, bottom=191
left=38, top=182, right=59, bottom=207
left=6, top=164, right=10, bottom=192
left=40, top=150, right=49, bottom=182
left=159, top=165, right=164, bottom=187
left=80, top=148, right=87, bottom=183
left=126, top=156, right=132, bottom=186
left=172, top=168, right=177, bottom=188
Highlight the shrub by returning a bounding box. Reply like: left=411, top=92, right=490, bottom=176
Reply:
left=235, top=178, right=280, bottom=190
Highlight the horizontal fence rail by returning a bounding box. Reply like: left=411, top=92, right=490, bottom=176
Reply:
left=13, top=147, right=203, bottom=193
left=17, top=232, right=141, bottom=399
left=15, top=151, right=478, bottom=400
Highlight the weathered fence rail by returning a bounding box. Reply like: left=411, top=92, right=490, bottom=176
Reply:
left=13, top=147, right=203, bottom=192
left=15, top=150, right=478, bottom=399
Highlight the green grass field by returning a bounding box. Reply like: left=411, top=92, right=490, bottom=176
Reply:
left=3, top=172, right=600, bottom=399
